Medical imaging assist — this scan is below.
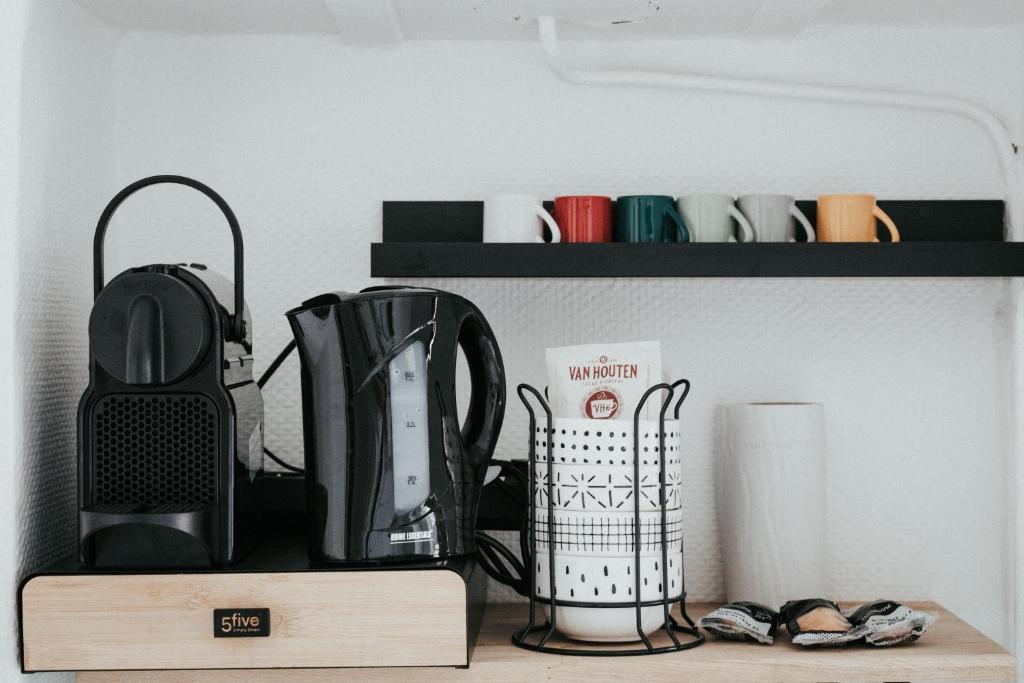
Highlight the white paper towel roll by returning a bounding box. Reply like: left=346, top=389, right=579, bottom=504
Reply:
left=715, top=403, right=826, bottom=610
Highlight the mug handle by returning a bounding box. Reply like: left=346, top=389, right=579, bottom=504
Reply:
left=727, top=205, right=755, bottom=243
left=666, top=205, right=690, bottom=242
left=873, top=205, right=900, bottom=243
left=789, top=203, right=815, bottom=242
left=535, top=204, right=561, bottom=243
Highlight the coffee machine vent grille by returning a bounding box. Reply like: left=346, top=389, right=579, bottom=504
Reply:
left=90, top=394, right=219, bottom=510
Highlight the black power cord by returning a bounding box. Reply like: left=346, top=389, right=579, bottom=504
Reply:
left=258, top=339, right=297, bottom=389
left=475, top=460, right=531, bottom=596
left=256, top=339, right=304, bottom=474
left=264, top=445, right=303, bottom=474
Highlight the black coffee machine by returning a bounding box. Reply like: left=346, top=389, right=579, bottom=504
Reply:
left=287, top=286, right=505, bottom=563
left=78, top=176, right=263, bottom=567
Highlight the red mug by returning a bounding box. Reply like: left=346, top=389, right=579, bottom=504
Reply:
left=553, top=196, right=613, bottom=243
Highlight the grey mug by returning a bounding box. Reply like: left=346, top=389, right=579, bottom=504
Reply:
left=737, top=194, right=815, bottom=243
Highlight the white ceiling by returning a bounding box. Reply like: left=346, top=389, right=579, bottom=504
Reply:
left=73, top=0, right=1024, bottom=41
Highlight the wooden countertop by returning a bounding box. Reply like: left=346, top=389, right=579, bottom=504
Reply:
left=78, top=601, right=1016, bottom=682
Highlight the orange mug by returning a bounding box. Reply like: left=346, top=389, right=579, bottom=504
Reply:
left=817, top=194, right=900, bottom=242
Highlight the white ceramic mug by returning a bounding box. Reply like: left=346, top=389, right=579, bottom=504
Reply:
left=532, top=509, right=684, bottom=552
left=534, top=417, right=682, bottom=465
left=737, top=194, right=815, bottom=243
left=533, top=462, right=683, bottom=512
left=483, top=193, right=560, bottom=243
left=534, top=549, right=684, bottom=642
left=677, top=194, right=755, bottom=243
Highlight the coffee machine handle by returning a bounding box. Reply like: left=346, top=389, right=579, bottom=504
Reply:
left=93, top=175, right=246, bottom=342
left=457, top=310, right=506, bottom=463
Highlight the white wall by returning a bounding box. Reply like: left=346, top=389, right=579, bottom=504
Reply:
left=9, top=1, right=120, bottom=680
left=0, top=0, right=29, bottom=678
left=97, top=27, right=1023, bottom=647
left=5, top=8, right=1022, bottom=673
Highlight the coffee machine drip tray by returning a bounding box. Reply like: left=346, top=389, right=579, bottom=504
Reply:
left=19, top=536, right=486, bottom=672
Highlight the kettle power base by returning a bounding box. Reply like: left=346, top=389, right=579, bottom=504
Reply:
left=19, top=538, right=486, bottom=672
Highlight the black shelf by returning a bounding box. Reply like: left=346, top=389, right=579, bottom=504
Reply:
left=371, top=242, right=1024, bottom=278
left=382, top=200, right=1006, bottom=243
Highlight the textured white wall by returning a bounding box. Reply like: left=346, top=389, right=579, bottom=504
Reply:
left=67, top=0, right=1024, bottom=38
left=0, top=18, right=1009, bottom=671
left=0, top=0, right=29, bottom=678
left=9, top=1, right=120, bottom=680
left=99, top=28, right=1024, bottom=647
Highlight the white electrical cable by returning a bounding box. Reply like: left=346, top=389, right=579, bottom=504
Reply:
left=537, top=15, right=1023, bottom=239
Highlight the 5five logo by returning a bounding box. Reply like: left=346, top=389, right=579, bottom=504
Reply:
left=213, top=608, right=270, bottom=638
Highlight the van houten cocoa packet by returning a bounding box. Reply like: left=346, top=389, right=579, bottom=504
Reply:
left=545, top=341, right=662, bottom=420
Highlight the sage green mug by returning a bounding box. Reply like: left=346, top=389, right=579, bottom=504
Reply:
left=614, top=195, right=689, bottom=243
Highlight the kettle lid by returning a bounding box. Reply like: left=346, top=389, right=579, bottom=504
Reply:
left=286, top=286, right=459, bottom=316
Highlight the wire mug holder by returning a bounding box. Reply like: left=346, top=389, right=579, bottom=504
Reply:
left=512, top=380, right=705, bottom=655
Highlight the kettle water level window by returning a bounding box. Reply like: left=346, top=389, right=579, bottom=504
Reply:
left=389, top=340, right=431, bottom=517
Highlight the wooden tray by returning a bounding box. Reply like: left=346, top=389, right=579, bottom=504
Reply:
left=76, top=602, right=1015, bottom=682
left=20, top=542, right=485, bottom=672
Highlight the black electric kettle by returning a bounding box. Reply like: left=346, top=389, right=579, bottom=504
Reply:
left=287, top=286, right=505, bottom=563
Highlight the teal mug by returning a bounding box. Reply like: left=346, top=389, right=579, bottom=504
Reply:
left=614, top=195, right=689, bottom=243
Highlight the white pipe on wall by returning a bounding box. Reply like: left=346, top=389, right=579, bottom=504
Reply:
left=537, top=15, right=1023, bottom=240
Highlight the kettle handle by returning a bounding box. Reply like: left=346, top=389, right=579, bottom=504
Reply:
left=457, top=310, right=506, bottom=463
left=94, top=175, right=246, bottom=342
